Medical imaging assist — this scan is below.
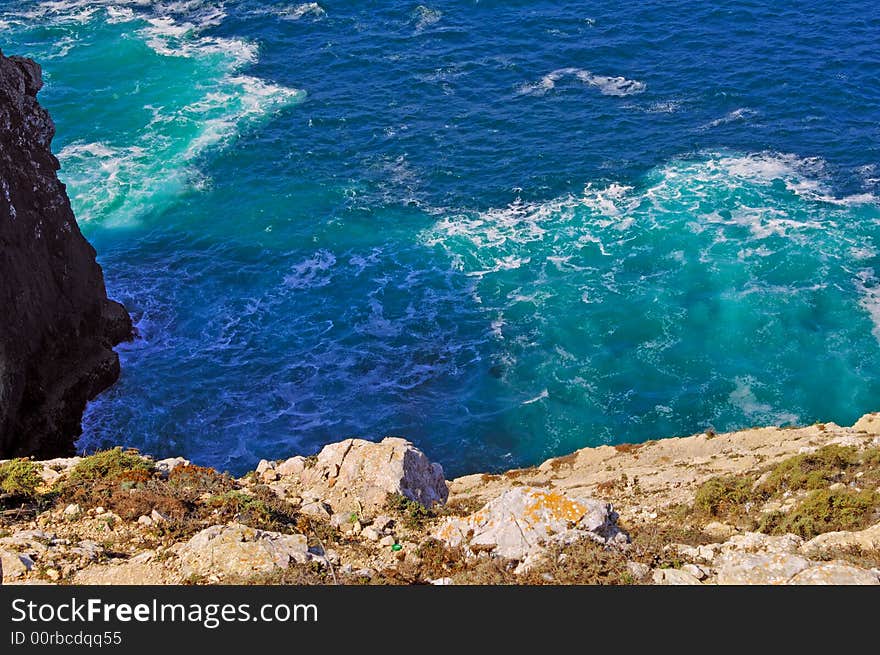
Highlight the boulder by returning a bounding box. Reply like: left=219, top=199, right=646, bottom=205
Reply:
left=178, top=523, right=311, bottom=580
left=301, top=438, right=447, bottom=511
left=852, top=412, right=880, bottom=435
left=800, top=522, right=880, bottom=557
left=277, top=456, right=307, bottom=477
left=714, top=551, right=811, bottom=585
left=1, top=549, right=34, bottom=581
left=788, top=561, right=879, bottom=585
left=432, top=486, right=623, bottom=565
left=155, top=457, right=189, bottom=479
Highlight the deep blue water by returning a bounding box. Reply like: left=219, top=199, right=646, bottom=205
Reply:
left=2, top=1, right=879, bottom=475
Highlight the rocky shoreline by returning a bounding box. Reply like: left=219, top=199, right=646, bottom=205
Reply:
left=2, top=415, right=879, bottom=585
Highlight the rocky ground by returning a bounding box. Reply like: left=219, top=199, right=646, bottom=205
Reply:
left=2, top=413, right=880, bottom=585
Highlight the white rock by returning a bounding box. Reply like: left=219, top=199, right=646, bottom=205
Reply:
left=0, top=550, right=34, bottom=581
left=63, top=503, right=81, bottom=517
left=788, top=561, right=879, bottom=585
left=432, top=486, right=622, bottom=563
left=150, top=509, right=169, bottom=523
left=626, top=561, right=651, bottom=580
left=801, top=522, right=880, bottom=557
left=276, top=456, right=307, bottom=477
left=137, top=515, right=153, bottom=527
left=310, top=437, right=448, bottom=510
left=178, top=523, right=311, bottom=579
left=256, top=460, right=274, bottom=475
left=853, top=412, right=880, bottom=434
left=300, top=501, right=331, bottom=520
left=362, top=527, right=381, bottom=542
left=379, top=535, right=396, bottom=547
left=155, top=457, right=190, bottom=479
left=681, top=563, right=708, bottom=580
left=431, top=577, right=453, bottom=585
left=372, top=515, right=394, bottom=532
left=652, top=568, right=703, bottom=585
left=715, top=551, right=811, bottom=585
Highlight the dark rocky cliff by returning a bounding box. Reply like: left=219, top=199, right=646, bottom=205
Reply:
left=0, top=50, right=132, bottom=458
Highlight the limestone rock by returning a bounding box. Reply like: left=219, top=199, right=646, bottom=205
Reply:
left=626, top=561, right=651, bottom=580
left=432, top=486, right=622, bottom=563
left=1, top=549, right=34, bottom=581
left=652, top=568, right=703, bottom=585
left=303, top=437, right=447, bottom=511
left=178, top=523, right=311, bottom=579
left=73, top=560, right=180, bottom=585
left=800, top=522, right=880, bottom=557
left=681, top=563, right=709, bottom=580
left=853, top=412, right=880, bottom=435
left=715, top=551, right=811, bottom=585
left=361, top=527, right=381, bottom=542
left=277, top=456, right=307, bottom=477
left=155, top=457, right=189, bottom=479
left=788, top=561, right=879, bottom=585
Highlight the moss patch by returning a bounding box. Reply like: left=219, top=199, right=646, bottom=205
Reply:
left=0, top=459, right=41, bottom=498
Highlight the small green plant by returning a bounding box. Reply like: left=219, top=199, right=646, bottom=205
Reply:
left=386, top=492, right=434, bottom=530
left=69, top=448, right=153, bottom=483
left=693, top=475, right=754, bottom=517
left=761, top=488, right=879, bottom=539
left=0, top=458, right=41, bottom=498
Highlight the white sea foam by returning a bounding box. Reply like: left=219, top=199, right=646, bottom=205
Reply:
left=284, top=251, right=337, bottom=289
left=280, top=3, right=326, bottom=21
left=518, top=67, right=646, bottom=97
left=728, top=377, right=799, bottom=424
left=702, top=107, right=757, bottom=130
left=18, top=1, right=305, bottom=225
left=855, top=269, right=880, bottom=342
left=522, top=389, right=549, bottom=405
left=412, top=5, right=442, bottom=32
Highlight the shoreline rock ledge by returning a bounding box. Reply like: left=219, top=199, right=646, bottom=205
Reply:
left=0, top=50, right=132, bottom=459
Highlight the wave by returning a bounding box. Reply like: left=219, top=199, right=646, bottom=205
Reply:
left=5, top=1, right=304, bottom=225
left=702, top=107, right=758, bottom=130
left=422, top=150, right=880, bottom=354
left=518, top=67, right=646, bottom=97
left=412, top=5, right=442, bottom=32
left=245, top=2, right=326, bottom=21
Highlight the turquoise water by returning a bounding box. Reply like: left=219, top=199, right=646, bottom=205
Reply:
left=2, top=1, right=880, bottom=475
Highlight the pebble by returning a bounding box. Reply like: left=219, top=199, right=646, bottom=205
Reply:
left=361, top=527, right=381, bottom=542
left=379, top=535, right=396, bottom=547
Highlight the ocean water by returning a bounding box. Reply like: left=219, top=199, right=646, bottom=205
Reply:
left=2, top=1, right=879, bottom=476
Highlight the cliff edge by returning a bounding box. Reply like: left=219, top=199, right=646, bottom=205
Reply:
left=1, top=415, right=879, bottom=585
left=0, top=50, right=132, bottom=458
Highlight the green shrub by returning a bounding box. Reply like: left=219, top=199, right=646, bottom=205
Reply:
left=69, top=448, right=153, bottom=483
left=760, top=445, right=859, bottom=494
left=763, top=489, right=879, bottom=539
left=693, top=475, right=754, bottom=517
left=386, top=492, right=434, bottom=529
left=0, top=459, right=41, bottom=497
